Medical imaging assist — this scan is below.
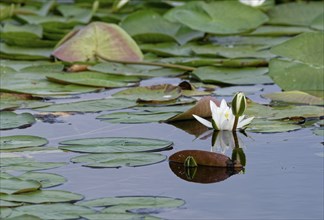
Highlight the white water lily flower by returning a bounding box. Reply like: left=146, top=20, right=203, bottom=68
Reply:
left=239, top=0, right=266, bottom=7
left=211, top=131, right=245, bottom=154
left=193, top=99, right=254, bottom=131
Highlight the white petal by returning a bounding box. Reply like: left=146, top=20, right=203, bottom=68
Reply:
left=210, top=100, right=218, bottom=121
left=237, top=116, right=254, bottom=128
left=193, top=114, right=213, bottom=128
left=220, top=99, right=228, bottom=110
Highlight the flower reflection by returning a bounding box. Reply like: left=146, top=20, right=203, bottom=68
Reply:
left=211, top=131, right=245, bottom=154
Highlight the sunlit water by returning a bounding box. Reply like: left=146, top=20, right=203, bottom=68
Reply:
left=2, top=79, right=323, bottom=220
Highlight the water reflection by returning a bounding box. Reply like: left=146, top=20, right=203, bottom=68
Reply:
left=168, top=128, right=247, bottom=183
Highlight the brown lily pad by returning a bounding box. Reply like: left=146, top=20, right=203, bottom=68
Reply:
left=52, top=22, right=143, bottom=62
left=169, top=150, right=242, bottom=168
left=165, top=96, right=220, bottom=122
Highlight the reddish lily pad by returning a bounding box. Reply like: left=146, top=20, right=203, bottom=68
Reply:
left=52, top=22, right=143, bottom=62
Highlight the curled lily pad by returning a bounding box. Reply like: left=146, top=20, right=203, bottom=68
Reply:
left=52, top=22, right=143, bottom=62
left=59, top=137, right=173, bottom=153
left=0, top=135, right=48, bottom=151
left=0, top=112, right=36, bottom=130
left=70, top=152, right=167, bottom=168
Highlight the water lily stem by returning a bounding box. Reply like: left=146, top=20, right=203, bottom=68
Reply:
left=232, top=116, right=239, bottom=131
left=96, top=53, right=196, bottom=71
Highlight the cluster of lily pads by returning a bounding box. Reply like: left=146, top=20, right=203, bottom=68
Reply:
left=0, top=0, right=323, bottom=219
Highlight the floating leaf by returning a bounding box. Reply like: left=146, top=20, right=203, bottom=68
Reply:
left=0, top=112, right=35, bottom=130
left=79, top=196, right=185, bottom=211
left=52, top=22, right=143, bottom=62
left=112, top=84, right=182, bottom=103
left=46, top=71, right=139, bottom=88
left=262, top=91, right=324, bottom=105
left=246, top=119, right=301, bottom=133
left=9, top=204, right=94, bottom=220
left=0, top=177, right=41, bottom=194
left=37, top=98, right=136, bottom=112
left=59, top=137, right=173, bottom=153
left=81, top=213, right=160, bottom=220
left=0, top=190, right=83, bottom=204
left=0, top=135, right=48, bottom=151
left=0, top=200, right=22, bottom=208
left=165, top=1, right=268, bottom=34
left=0, top=207, right=12, bottom=219
left=0, top=93, right=53, bottom=111
left=0, top=43, right=52, bottom=60
left=169, top=150, right=242, bottom=168
left=267, top=2, right=324, bottom=26
left=247, top=25, right=314, bottom=37
left=311, top=13, right=324, bottom=31
left=70, top=152, right=167, bottom=168
left=18, top=172, right=67, bottom=188
left=191, top=66, right=272, bottom=85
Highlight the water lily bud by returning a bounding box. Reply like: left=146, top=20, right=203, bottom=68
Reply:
left=232, top=92, right=247, bottom=116
left=184, top=156, right=198, bottom=168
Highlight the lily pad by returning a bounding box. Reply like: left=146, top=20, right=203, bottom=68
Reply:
left=246, top=119, right=301, bottom=133
left=165, top=1, right=268, bottom=34
left=46, top=71, right=139, bottom=88
left=0, top=43, right=52, bottom=60
left=59, top=137, right=173, bottom=153
left=81, top=213, right=160, bottom=220
left=0, top=207, right=12, bottom=219
left=191, top=66, right=272, bottom=85
left=0, top=112, right=36, bottom=130
left=0, top=93, right=53, bottom=111
left=0, top=177, right=41, bottom=194
left=18, top=172, right=67, bottom=188
left=0, top=190, right=84, bottom=204
left=0, top=135, right=48, bottom=151
left=52, top=22, right=143, bottom=62
left=78, top=196, right=185, bottom=210
left=70, top=152, right=167, bottom=168
left=37, top=98, right=136, bottom=112
left=311, top=13, right=324, bottom=31
left=262, top=91, right=324, bottom=105
left=267, top=2, right=324, bottom=27
left=112, top=84, right=182, bottom=103
left=8, top=204, right=94, bottom=220
left=0, top=200, right=22, bottom=208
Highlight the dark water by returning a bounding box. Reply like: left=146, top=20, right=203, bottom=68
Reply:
left=2, top=80, right=323, bottom=220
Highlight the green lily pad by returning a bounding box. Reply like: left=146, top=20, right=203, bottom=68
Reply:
left=262, top=91, right=324, bottom=105
left=46, top=71, right=139, bottom=88
left=247, top=25, right=314, bottom=37
left=0, top=43, right=52, bottom=60
left=0, top=200, right=22, bottom=208
left=112, top=84, right=182, bottom=103
left=311, top=13, right=324, bottom=31
left=246, top=119, right=301, bottom=133
left=0, top=177, right=41, bottom=194
left=140, top=42, right=193, bottom=57
left=269, top=59, right=323, bottom=95
left=267, top=2, right=324, bottom=26
left=191, top=66, right=272, bottom=85
left=0, top=190, right=84, bottom=204
left=165, top=1, right=268, bottom=34
left=81, top=213, right=160, bottom=220
left=97, top=111, right=178, bottom=124
left=78, top=196, right=185, bottom=210
left=52, top=22, right=143, bottom=62
left=0, top=93, right=53, bottom=111
left=37, top=98, right=136, bottom=112
left=70, top=152, right=167, bottom=168
left=0, top=207, right=12, bottom=219
left=18, top=172, right=67, bottom=188
left=0, top=157, right=67, bottom=172
left=0, top=72, right=101, bottom=96
left=0, top=112, right=36, bottom=130
left=9, top=204, right=94, bottom=220
left=0, top=135, right=48, bottom=151
left=313, top=128, right=324, bottom=136
left=59, top=137, right=173, bottom=153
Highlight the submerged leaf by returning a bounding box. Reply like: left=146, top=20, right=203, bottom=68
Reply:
left=52, top=22, right=143, bottom=62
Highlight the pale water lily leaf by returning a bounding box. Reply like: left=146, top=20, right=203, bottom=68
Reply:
left=0, top=93, right=52, bottom=111
left=0, top=190, right=84, bottom=204
left=0, top=207, right=12, bottom=219
left=8, top=203, right=94, bottom=220
left=191, top=66, right=272, bottom=85
left=37, top=98, right=136, bottom=112
left=52, top=22, right=143, bottom=62
left=262, top=91, right=324, bottom=106
left=246, top=119, right=301, bottom=133
left=0, top=135, right=48, bottom=150
left=311, top=13, right=324, bottom=31
left=70, top=152, right=167, bottom=168
left=0, top=177, right=41, bottom=194
left=0, top=43, right=52, bottom=60
left=18, top=172, right=67, bottom=188
left=0, top=200, right=22, bottom=208
left=59, top=137, right=173, bottom=153
left=165, top=1, right=268, bottom=34
left=247, top=25, right=314, bottom=37
left=0, top=112, right=36, bottom=130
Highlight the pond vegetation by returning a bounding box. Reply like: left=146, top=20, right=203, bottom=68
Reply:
left=0, top=0, right=323, bottom=219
